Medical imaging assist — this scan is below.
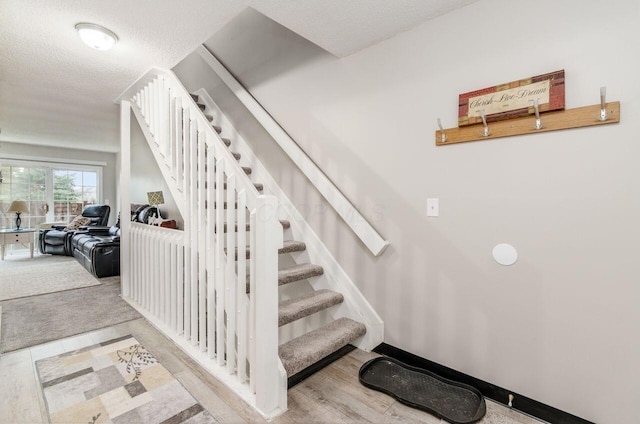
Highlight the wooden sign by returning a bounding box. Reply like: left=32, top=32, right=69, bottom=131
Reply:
left=458, top=70, right=565, bottom=126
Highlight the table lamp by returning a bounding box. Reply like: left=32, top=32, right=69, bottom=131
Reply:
left=147, top=191, right=164, bottom=220
left=8, top=200, right=28, bottom=230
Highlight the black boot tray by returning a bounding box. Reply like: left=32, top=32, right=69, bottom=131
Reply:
left=359, top=356, right=486, bottom=424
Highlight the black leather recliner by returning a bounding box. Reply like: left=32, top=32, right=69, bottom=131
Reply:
left=71, top=220, right=120, bottom=278
left=39, top=205, right=111, bottom=256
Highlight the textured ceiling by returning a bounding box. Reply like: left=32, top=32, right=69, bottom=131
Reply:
left=0, top=0, right=478, bottom=153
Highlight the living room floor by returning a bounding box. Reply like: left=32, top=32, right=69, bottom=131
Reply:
left=0, top=251, right=543, bottom=424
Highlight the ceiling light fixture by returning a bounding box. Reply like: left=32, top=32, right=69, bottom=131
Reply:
left=75, top=23, right=118, bottom=51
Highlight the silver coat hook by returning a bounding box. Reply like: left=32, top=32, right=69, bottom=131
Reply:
left=437, top=118, right=447, bottom=143
left=598, top=86, right=608, bottom=121
left=479, top=110, right=491, bottom=137
left=532, top=98, right=543, bottom=130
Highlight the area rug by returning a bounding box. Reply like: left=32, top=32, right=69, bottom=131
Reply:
left=36, top=335, right=219, bottom=424
left=0, top=283, right=141, bottom=353
left=0, top=254, right=116, bottom=301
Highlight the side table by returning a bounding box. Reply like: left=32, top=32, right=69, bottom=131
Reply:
left=0, top=228, right=36, bottom=260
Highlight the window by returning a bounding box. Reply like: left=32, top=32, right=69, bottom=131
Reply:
left=53, top=169, right=98, bottom=222
left=0, top=161, right=102, bottom=230
left=0, top=165, right=48, bottom=229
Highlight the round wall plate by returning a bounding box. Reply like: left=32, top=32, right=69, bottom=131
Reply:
left=492, top=243, right=518, bottom=266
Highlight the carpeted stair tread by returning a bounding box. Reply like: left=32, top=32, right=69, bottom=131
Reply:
left=212, top=125, right=222, bottom=134
left=279, top=240, right=306, bottom=254
left=197, top=103, right=206, bottom=111
left=278, top=263, right=323, bottom=285
left=222, top=138, right=231, bottom=146
left=279, top=318, right=366, bottom=376
left=278, top=290, right=344, bottom=327
left=190, top=94, right=199, bottom=102
left=232, top=240, right=306, bottom=260
left=245, top=263, right=323, bottom=293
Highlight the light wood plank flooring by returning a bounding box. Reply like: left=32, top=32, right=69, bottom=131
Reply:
left=0, top=317, right=544, bottom=424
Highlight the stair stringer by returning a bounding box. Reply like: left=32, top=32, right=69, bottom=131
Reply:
left=130, top=104, right=186, bottom=217
left=194, top=88, right=384, bottom=351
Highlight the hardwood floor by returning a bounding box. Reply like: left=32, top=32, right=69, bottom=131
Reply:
left=0, top=317, right=543, bottom=424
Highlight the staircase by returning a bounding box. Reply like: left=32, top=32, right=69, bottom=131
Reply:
left=117, top=68, right=382, bottom=418
left=190, top=92, right=367, bottom=379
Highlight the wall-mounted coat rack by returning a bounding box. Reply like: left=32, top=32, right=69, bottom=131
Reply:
left=435, top=88, right=620, bottom=146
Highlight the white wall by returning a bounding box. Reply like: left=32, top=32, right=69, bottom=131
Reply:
left=130, top=115, right=183, bottom=229
left=174, top=0, right=640, bottom=422
left=0, top=140, right=118, bottom=225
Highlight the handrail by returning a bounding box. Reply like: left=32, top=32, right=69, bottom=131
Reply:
left=196, top=45, right=389, bottom=257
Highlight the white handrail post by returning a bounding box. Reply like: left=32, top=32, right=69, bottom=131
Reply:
left=120, top=100, right=132, bottom=298
left=254, top=195, right=285, bottom=414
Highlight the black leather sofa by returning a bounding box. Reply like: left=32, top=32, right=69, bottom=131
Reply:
left=71, top=221, right=120, bottom=278
left=39, top=205, right=110, bottom=256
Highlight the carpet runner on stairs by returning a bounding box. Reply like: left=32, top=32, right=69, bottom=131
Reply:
left=192, top=92, right=367, bottom=384
left=279, top=318, right=366, bottom=376
left=278, top=289, right=344, bottom=327
left=244, top=263, right=324, bottom=293
left=231, top=240, right=306, bottom=260
left=278, top=263, right=324, bottom=285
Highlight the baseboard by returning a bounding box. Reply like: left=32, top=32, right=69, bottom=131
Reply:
left=374, top=343, right=594, bottom=424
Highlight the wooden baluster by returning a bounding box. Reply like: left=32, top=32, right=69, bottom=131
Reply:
left=164, top=232, right=171, bottom=325
left=237, top=190, right=248, bottom=382
left=144, top=85, right=149, bottom=122
left=248, top=210, right=257, bottom=393
left=215, top=158, right=225, bottom=366
left=206, top=143, right=216, bottom=359
left=177, top=238, right=184, bottom=336
left=183, top=109, right=192, bottom=341
left=226, top=173, right=237, bottom=373
left=175, top=98, right=183, bottom=189
left=152, top=229, right=158, bottom=317
left=169, top=93, right=177, bottom=181
left=170, top=237, right=177, bottom=331
left=150, top=79, right=156, bottom=137
left=198, top=130, right=207, bottom=352
left=190, top=120, right=199, bottom=346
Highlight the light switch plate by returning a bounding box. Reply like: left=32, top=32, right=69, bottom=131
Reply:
left=427, top=198, right=439, bottom=217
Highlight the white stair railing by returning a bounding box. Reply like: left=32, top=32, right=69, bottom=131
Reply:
left=197, top=45, right=389, bottom=256
left=118, top=69, right=287, bottom=418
